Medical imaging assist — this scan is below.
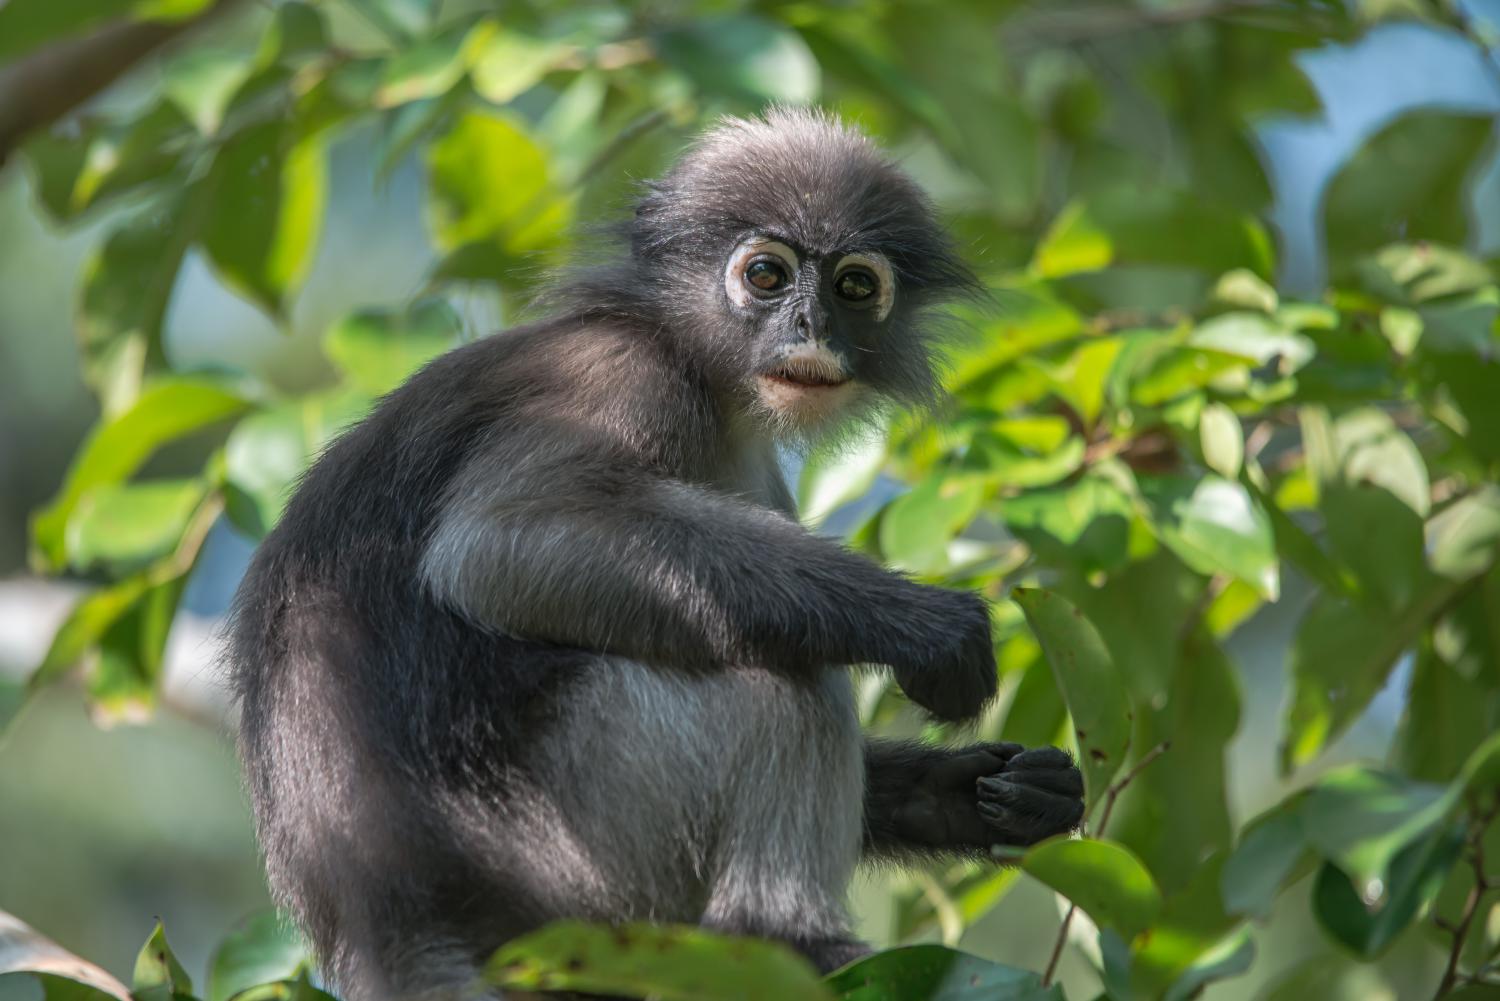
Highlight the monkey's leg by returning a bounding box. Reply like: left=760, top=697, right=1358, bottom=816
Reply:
left=696, top=671, right=869, bottom=975
left=863, top=740, right=1084, bottom=862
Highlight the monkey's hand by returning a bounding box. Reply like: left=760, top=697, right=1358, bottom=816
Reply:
left=889, top=590, right=999, bottom=722
left=886, top=744, right=1083, bottom=855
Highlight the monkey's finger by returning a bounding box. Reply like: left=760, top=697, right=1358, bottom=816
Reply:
left=929, top=744, right=1021, bottom=786
left=977, top=778, right=1085, bottom=837
left=978, top=766, right=1083, bottom=798
left=1002, top=746, right=1075, bottom=772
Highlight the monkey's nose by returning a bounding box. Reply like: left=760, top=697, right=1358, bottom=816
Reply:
left=795, top=306, right=828, bottom=342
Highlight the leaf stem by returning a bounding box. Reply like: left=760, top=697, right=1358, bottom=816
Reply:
left=1433, top=795, right=1498, bottom=999
left=1041, top=741, right=1171, bottom=988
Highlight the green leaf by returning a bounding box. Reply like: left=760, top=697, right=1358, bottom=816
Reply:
left=1221, top=806, right=1308, bottom=919
left=879, top=474, right=985, bottom=575
left=26, top=578, right=151, bottom=699
left=425, top=111, right=571, bottom=276
left=1199, top=402, right=1243, bottom=479
left=798, top=432, right=888, bottom=527
left=1300, top=767, right=1454, bottom=889
left=1323, top=111, right=1492, bottom=277
left=88, top=575, right=186, bottom=725
left=1000, top=472, right=1138, bottom=578
left=1322, top=484, right=1428, bottom=612
left=162, top=45, right=256, bottom=134
left=1428, top=486, right=1500, bottom=581
left=1022, top=838, right=1163, bottom=940
left=1311, top=824, right=1465, bottom=958
left=825, top=945, right=1062, bottom=1001
left=1012, top=588, right=1131, bottom=812
left=1261, top=959, right=1396, bottom=1001
left=23, top=102, right=194, bottom=223
left=1140, top=475, right=1279, bottom=600
left=374, top=20, right=488, bottom=108
left=484, top=921, right=831, bottom=1001
left=1332, top=407, right=1429, bottom=516
left=323, top=299, right=460, bottom=396
left=0, top=0, right=214, bottom=67
left=31, top=379, right=248, bottom=568
left=1188, top=311, right=1314, bottom=371
left=208, top=912, right=309, bottom=1001
left=965, top=429, right=1085, bottom=489
left=470, top=27, right=567, bottom=105
left=342, top=0, right=433, bottom=39
left=1033, top=189, right=1273, bottom=280
left=655, top=16, right=820, bottom=105
left=133, top=922, right=193, bottom=1000
left=223, top=389, right=372, bottom=538
left=201, top=122, right=328, bottom=319
left=0, top=907, right=133, bottom=999
left=66, top=479, right=207, bottom=572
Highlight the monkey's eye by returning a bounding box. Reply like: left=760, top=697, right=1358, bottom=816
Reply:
left=835, top=268, right=878, bottom=303
left=744, top=258, right=789, bottom=293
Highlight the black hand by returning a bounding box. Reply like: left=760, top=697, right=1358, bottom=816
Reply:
left=977, top=746, right=1086, bottom=846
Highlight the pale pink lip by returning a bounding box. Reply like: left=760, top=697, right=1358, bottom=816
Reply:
left=762, top=361, right=850, bottom=389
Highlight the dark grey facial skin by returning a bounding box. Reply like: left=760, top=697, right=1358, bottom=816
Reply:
left=226, top=108, right=1083, bottom=1001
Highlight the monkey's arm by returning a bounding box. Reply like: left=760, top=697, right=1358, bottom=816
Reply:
left=418, top=467, right=994, bottom=720
left=862, top=740, right=1084, bottom=861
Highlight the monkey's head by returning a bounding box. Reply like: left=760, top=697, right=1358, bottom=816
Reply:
left=628, top=108, right=977, bottom=439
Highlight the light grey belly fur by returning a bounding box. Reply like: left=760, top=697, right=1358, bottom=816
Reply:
left=513, top=657, right=865, bottom=938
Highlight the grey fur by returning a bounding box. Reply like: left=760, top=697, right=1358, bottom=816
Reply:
left=227, top=108, right=1082, bottom=1001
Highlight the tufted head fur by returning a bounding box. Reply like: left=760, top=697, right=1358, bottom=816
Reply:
left=550, top=107, right=978, bottom=443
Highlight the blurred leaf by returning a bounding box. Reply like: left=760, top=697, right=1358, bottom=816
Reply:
left=879, top=474, right=985, bottom=574
left=374, top=20, right=487, bottom=109
left=76, top=193, right=198, bottom=411
left=1140, top=475, right=1279, bottom=600
left=825, top=945, right=1061, bottom=1001
left=1188, top=311, right=1314, bottom=371
left=655, top=15, right=820, bottom=105
left=1222, top=806, right=1308, bottom=919
left=1322, top=484, right=1428, bottom=612
left=224, top=388, right=372, bottom=538
left=201, top=122, right=327, bottom=319
left=342, top=0, right=433, bottom=39
left=1394, top=634, right=1495, bottom=784
left=1033, top=189, right=1273, bottom=280
left=1311, top=824, right=1464, bottom=957
left=23, top=102, right=194, bottom=223
left=1300, top=767, right=1454, bottom=888
left=224, top=975, right=339, bottom=1001
left=0, top=908, right=132, bottom=1000
left=1022, top=838, right=1162, bottom=940
left=965, top=429, right=1085, bottom=489
left=484, top=921, right=831, bottom=1000
left=1332, top=407, right=1429, bottom=515
left=31, top=379, right=248, bottom=569
left=323, top=298, right=460, bottom=396
left=1013, top=588, right=1131, bottom=812
left=66, top=479, right=206, bottom=572
left=209, top=912, right=308, bottom=1001
left=471, top=26, right=567, bottom=105
left=1199, top=402, right=1243, bottom=479
left=88, top=574, right=185, bottom=725
left=798, top=432, right=888, bottom=527
left=133, top=922, right=192, bottom=1001
left=1428, top=486, right=1500, bottom=580
left=256, top=1, right=327, bottom=65
left=1262, top=958, right=1396, bottom=1001
left=1159, top=932, right=1254, bottom=1001
left=25, top=578, right=149, bottom=699
left=1130, top=347, right=1249, bottom=407
left=1357, top=242, right=1495, bottom=306
left=162, top=45, right=255, bottom=134
left=426, top=110, right=572, bottom=279
left=1001, top=472, right=1138, bottom=579
left=1324, top=111, right=1492, bottom=277
left=0, top=0, right=214, bottom=63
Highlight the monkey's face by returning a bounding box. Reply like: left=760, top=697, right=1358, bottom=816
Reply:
left=720, top=235, right=896, bottom=431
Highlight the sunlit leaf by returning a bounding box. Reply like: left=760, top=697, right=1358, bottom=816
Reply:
left=798, top=432, right=888, bottom=527
left=66, top=479, right=207, bottom=572
left=484, top=921, right=831, bottom=1001
left=879, top=474, right=985, bottom=574
left=470, top=26, right=567, bottom=105
left=1140, top=475, right=1278, bottom=600
left=133, top=921, right=193, bottom=1001
left=30, top=379, right=249, bottom=568
left=162, top=45, right=255, bottom=134
left=201, top=122, right=327, bottom=319
left=1199, top=402, right=1243, bottom=479
left=1022, top=838, right=1162, bottom=940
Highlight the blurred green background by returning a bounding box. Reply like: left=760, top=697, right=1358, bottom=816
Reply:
left=2, top=1, right=1500, bottom=999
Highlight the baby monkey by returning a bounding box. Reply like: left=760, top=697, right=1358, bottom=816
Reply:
left=229, top=108, right=1084, bottom=1000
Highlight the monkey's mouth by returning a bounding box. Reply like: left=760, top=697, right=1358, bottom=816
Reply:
left=760, top=359, right=851, bottom=390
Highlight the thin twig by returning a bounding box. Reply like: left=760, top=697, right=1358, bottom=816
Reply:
left=1041, top=741, right=1171, bottom=987
left=1434, top=796, right=1499, bottom=999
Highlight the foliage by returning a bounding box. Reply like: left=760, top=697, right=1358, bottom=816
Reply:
left=4, top=0, right=1500, bottom=998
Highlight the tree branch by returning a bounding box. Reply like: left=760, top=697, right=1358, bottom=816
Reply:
left=0, top=0, right=239, bottom=168
left=1434, top=795, right=1499, bottom=999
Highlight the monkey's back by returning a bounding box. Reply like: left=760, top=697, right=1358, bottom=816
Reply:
left=226, top=317, right=677, bottom=989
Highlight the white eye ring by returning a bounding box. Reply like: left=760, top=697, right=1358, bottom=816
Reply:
left=725, top=238, right=799, bottom=308
left=833, top=252, right=894, bottom=321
